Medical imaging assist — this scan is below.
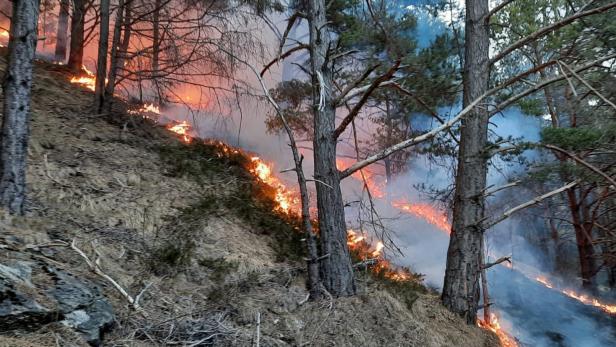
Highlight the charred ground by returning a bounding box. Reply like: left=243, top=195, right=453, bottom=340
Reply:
left=0, top=54, right=499, bottom=346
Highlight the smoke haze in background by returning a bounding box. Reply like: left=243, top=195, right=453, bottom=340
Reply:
left=18, top=1, right=615, bottom=345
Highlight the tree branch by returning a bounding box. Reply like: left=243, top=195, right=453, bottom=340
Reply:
left=484, top=0, right=516, bottom=22
left=339, top=90, right=489, bottom=179
left=333, top=63, right=381, bottom=105
left=482, top=256, right=512, bottom=270
left=333, top=60, right=400, bottom=139
left=544, top=144, right=616, bottom=189
left=492, top=53, right=616, bottom=115
left=484, top=180, right=579, bottom=229
left=490, top=1, right=616, bottom=65
left=260, top=44, right=310, bottom=77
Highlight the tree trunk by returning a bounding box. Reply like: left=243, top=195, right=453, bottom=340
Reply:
left=67, top=0, right=86, bottom=71
left=152, top=0, right=162, bottom=103
left=308, top=0, right=356, bottom=297
left=0, top=0, right=40, bottom=215
left=94, top=0, right=111, bottom=113
left=54, top=0, right=69, bottom=62
left=574, top=194, right=597, bottom=288
left=441, top=0, right=490, bottom=324
left=105, top=0, right=126, bottom=111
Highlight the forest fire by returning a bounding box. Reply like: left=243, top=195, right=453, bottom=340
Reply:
left=70, top=65, right=97, bottom=91
left=391, top=200, right=451, bottom=234
left=347, top=229, right=413, bottom=282
left=249, top=157, right=297, bottom=213
left=140, top=103, right=161, bottom=114
left=535, top=276, right=553, bottom=288
left=70, top=75, right=96, bottom=91
left=167, top=121, right=192, bottom=143
left=477, top=313, right=518, bottom=347
left=531, top=275, right=616, bottom=314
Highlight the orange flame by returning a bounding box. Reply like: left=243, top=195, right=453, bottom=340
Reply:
left=70, top=65, right=97, bottom=91
left=535, top=276, right=553, bottom=289
left=249, top=157, right=298, bottom=213
left=346, top=229, right=413, bottom=281
left=391, top=200, right=451, bottom=234
left=515, top=265, right=616, bottom=315
left=167, top=121, right=192, bottom=143
left=477, top=313, right=518, bottom=347
left=140, top=103, right=160, bottom=114
left=70, top=76, right=96, bottom=91
left=560, top=290, right=616, bottom=314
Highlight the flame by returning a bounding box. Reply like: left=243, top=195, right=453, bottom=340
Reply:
left=167, top=121, right=192, bottom=143
left=514, top=264, right=616, bottom=315
left=477, top=313, right=518, bottom=347
left=346, top=229, right=413, bottom=281
left=372, top=241, right=384, bottom=257
left=140, top=103, right=160, bottom=114
left=391, top=200, right=451, bottom=234
left=535, top=276, right=554, bottom=289
left=0, top=29, right=8, bottom=39
left=70, top=65, right=97, bottom=91
left=70, top=76, right=96, bottom=91
left=249, top=157, right=298, bottom=213
left=336, top=158, right=386, bottom=198
left=560, top=290, right=616, bottom=314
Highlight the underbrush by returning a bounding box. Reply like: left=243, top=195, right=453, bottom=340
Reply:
left=154, top=141, right=428, bottom=308
left=150, top=141, right=305, bottom=274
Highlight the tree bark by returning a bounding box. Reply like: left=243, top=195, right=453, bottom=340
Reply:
left=441, top=0, right=490, bottom=324
left=94, top=0, right=111, bottom=113
left=0, top=0, right=40, bottom=215
left=105, top=0, right=126, bottom=111
left=569, top=192, right=596, bottom=288
left=308, top=0, right=356, bottom=296
left=67, top=0, right=86, bottom=71
left=152, top=0, right=162, bottom=103
left=54, top=0, right=70, bottom=62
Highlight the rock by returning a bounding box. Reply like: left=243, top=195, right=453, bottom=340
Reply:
left=0, top=261, right=34, bottom=287
left=0, top=261, right=57, bottom=332
left=45, top=267, right=115, bottom=346
left=0, top=260, right=115, bottom=346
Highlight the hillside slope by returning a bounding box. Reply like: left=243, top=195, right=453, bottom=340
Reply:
left=0, top=56, right=499, bottom=346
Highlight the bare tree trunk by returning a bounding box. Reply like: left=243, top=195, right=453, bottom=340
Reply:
left=67, top=0, right=86, bottom=71
left=479, top=237, right=491, bottom=323
left=105, top=0, right=125, bottom=111
left=308, top=0, right=355, bottom=297
left=442, top=0, right=490, bottom=324
left=152, top=0, right=162, bottom=103
left=572, top=194, right=596, bottom=288
left=0, top=0, right=40, bottom=215
left=54, top=0, right=69, bottom=62
left=94, top=0, right=111, bottom=112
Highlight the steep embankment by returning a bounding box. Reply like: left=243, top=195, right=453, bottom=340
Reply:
left=0, top=56, right=499, bottom=346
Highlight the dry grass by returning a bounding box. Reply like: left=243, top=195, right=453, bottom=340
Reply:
left=0, top=55, right=500, bottom=346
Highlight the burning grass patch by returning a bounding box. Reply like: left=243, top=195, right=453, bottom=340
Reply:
left=155, top=141, right=306, bottom=266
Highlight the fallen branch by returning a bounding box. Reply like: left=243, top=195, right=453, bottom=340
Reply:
left=70, top=239, right=143, bottom=311
left=254, top=311, right=261, bottom=347
left=353, top=258, right=378, bottom=269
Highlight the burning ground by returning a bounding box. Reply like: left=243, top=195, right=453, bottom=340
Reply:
left=0, top=52, right=500, bottom=346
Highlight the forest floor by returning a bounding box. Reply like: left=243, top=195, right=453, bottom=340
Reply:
left=0, top=54, right=499, bottom=346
